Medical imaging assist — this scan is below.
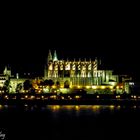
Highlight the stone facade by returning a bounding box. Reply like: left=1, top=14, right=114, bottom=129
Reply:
left=44, top=50, right=119, bottom=88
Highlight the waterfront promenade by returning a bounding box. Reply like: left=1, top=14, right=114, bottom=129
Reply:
left=0, top=93, right=140, bottom=105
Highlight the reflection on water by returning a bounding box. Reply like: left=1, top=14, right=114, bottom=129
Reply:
left=1, top=104, right=140, bottom=114
left=1, top=104, right=140, bottom=139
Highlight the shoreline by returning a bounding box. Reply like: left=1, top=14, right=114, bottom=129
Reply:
left=1, top=99, right=140, bottom=106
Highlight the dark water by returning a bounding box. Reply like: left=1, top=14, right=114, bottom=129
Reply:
left=0, top=104, right=140, bottom=139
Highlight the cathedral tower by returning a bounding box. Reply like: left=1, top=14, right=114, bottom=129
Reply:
left=53, top=50, right=58, bottom=61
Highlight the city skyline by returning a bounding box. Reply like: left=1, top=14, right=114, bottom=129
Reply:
left=0, top=8, right=139, bottom=81
left=0, top=47, right=139, bottom=81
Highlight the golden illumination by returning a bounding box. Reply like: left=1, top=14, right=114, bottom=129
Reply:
left=110, top=105, right=115, bottom=109
left=25, top=95, right=28, bottom=99
left=75, top=96, right=80, bottom=99
left=4, top=95, right=9, bottom=100
left=86, top=86, right=90, bottom=89
left=117, top=105, right=121, bottom=109
left=53, top=105, right=60, bottom=110
left=109, top=86, right=113, bottom=89
left=52, top=85, right=56, bottom=89
left=61, top=96, right=64, bottom=100
left=77, top=86, right=81, bottom=89
left=96, top=95, right=100, bottom=99
left=75, top=105, right=80, bottom=110
left=0, top=105, right=3, bottom=109
left=30, top=96, right=35, bottom=99
left=134, top=95, right=137, bottom=99
left=101, top=86, right=105, bottom=89
left=92, top=105, right=100, bottom=110
left=92, top=86, right=97, bottom=89
left=116, top=95, right=120, bottom=99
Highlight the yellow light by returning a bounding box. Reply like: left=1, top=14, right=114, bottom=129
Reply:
left=25, top=95, right=28, bottom=99
left=101, top=86, right=105, bottom=89
left=92, top=86, right=97, bottom=89
left=116, top=86, right=119, bottom=89
left=61, top=96, right=64, bottom=100
left=116, top=95, right=120, bottom=99
left=0, top=105, right=3, bottom=109
left=109, top=86, right=113, bottom=89
left=86, top=86, right=90, bottom=89
left=110, top=105, right=115, bottom=109
left=77, top=86, right=81, bottom=89
left=31, top=96, right=35, bottom=99
left=92, top=105, right=100, bottom=110
left=53, top=105, right=60, bottom=110
left=134, top=95, right=137, bottom=99
left=97, top=95, right=100, bottom=99
left=4, top=95, right=9, bottom=99
left=75, top=96, right=80, bottom=99
left=52, top=86, right=56, bottom=89
left=42, top=96, right=44, bottom=99
left=117, top=105, right=121, bottom=109
left=75, top=105, right=79, bottom=110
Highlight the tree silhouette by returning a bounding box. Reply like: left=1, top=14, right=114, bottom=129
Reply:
left=44, top=79, right=49, bottom=87
left=48, top=79, right=54, bottom=92
left=16, top=83, right=22, bottom=93
left=56, top=81, right=60, bottom=88
left=23, top=80, right=32, bottom=91
left=64, top=80, right=69, bottom=88
left=3, top=79, right=11, bottom=93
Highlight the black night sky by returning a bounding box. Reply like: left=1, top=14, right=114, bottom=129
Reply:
left=0, top=7, right=139, bottom=81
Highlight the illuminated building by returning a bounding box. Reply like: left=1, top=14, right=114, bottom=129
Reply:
left=44, top=50, right=119, bottom=88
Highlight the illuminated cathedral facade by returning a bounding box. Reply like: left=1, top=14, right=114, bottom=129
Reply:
left=44, top=50, right=119, bottom=88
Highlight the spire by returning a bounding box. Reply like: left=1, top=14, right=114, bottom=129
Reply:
left=53, top=50, right=58, bottom=61
left=3, top=66, right=7, bottom=75
left=48, top=50, right=52, bottom=63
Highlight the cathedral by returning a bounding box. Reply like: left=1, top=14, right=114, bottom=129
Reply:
left=44, top=50, right=119, bottom=88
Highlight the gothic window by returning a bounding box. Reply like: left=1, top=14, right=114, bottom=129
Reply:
left=60, top=64, right=63, bottom=70
left=78, top=64, right=81, bottom=70
left=88, top=63, right=92, bottom=70
left=48, top=63, right=53, bottom=70
left=65, top=62, right=70, bottom=70
left=72, top=63, right=76, bottom=70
